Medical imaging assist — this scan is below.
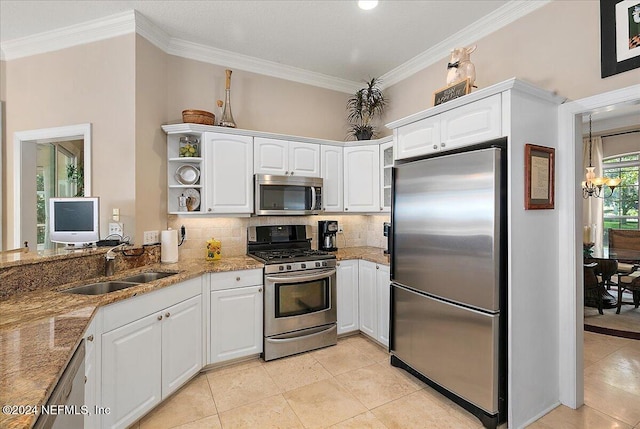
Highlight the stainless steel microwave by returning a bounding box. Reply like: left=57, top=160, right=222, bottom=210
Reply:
left=254, top=174, right=323, bottom=215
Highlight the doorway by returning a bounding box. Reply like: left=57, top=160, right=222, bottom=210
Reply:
left=36, top=140, right=84, bottom=250
left=557, top=84, right=640, bottom=409
left=13, top=124, right=92, bottom=250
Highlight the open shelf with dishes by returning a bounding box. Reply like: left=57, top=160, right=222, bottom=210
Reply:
left=167, top=132, right=205, bottom=214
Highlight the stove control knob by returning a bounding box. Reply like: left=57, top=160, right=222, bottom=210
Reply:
left=315, top=262, right=321, bottom=268
left=322, top=261, right=327, bottom=267
left=286, top=265, right=292, bottom=270
left=279, top=266, right=284, bottom=271
left=301, top=263, right=306, bottom=269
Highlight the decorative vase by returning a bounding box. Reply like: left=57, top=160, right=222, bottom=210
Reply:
left=219, top=69, right=237, bottom=128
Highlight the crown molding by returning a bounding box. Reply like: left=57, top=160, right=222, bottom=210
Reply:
left=379, top=0, right=552, bottom=89
left=166, top=38, right=362, bottom=94
left=133, top=10, right=171, bottom=52
left=1, top=1, right=549, bottom=93
left=0, top=11, right=136, bottom=61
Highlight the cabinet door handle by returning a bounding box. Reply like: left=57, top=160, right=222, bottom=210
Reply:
left=433, top=144, right=438, bottom=150
left=157, top=315, right=163, bottom=321
left=290, top=171, right=294, bottom=175
left=165, top=312, right=171, bottom=318
left=441, top=142, right=446, bottom=147
left=337, top=262, right=341, bottom=267
left=284, top=171, right=289, bottom=175
left=208, top=208, right=212, bottom=212
left=345, top=207, right=349, bottom=211
left=258, top=288, right=262, bottom=292
left=87, top=335, right=94, bottom=342
left=376, top=265, right=380, bottom=269
left=380, top=207, right=383, bottom=210
left=236, top=276, right=241, bottom=281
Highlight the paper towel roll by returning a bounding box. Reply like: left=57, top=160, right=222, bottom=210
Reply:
left=161, top=229, right=179, bottom=263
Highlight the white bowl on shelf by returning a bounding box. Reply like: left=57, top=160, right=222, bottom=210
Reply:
left=175, top=165, right=200, bottom=185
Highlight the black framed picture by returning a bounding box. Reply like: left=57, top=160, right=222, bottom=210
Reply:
left=600, top=0, right=640, bottom=78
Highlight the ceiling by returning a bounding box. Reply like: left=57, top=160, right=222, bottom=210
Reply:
left=1, top=0, right=541, bottom=90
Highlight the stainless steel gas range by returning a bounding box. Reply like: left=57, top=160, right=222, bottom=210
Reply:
left=247, top=225, right=337, bottom=361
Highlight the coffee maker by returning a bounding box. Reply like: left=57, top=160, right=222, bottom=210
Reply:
left=318, top=220, right=338, bottom=251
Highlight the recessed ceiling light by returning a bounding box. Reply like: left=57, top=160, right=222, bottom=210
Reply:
left=358, top=1, right=378, bottom=10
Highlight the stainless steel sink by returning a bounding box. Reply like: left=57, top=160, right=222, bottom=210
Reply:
left=62, top=281, right=140, bottom=295
left=119, top=271, right=178, bottom=283
left=61, top=271, right=178, bottom=295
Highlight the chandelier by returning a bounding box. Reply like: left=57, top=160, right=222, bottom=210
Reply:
left=582, top=115, right=620, bottom=199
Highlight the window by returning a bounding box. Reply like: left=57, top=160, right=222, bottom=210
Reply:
left=603, top=152, right=639, bottom=246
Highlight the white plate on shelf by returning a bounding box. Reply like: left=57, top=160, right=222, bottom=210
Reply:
left=175, top=165, right=200, bottom=185
left=184, top=188, right=201, bottom=211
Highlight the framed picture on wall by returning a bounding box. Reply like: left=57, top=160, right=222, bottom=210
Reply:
left=600, top=0, right=640, bottom=78
left=525, top=144, right=555, bottom=210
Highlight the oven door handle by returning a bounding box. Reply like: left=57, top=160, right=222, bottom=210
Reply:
left=265, top=268, right=336, bottom=283
left=267, top=324, right=337, bottom=343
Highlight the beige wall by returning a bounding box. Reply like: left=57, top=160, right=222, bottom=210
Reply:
left=166, top=56, right=350, bottom=141
left=4, top=0, right=640, bottom=248
left=135, top=35, right=169, bottom=244
left=4, top=35, right=136, bottom=248
left=384, top=0, right=640, bottom=128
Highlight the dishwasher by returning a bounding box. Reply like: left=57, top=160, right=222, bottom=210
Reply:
left=34, top=340, right=85, bottom=429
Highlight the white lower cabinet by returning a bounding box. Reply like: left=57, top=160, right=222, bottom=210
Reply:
left=102, top=311, right=163, bottom=429
left=100, top=278, right=202, bottom=429
left=358, top=260, right=377, bottom=338
left=84, top=317, right=99, bottom=429
left=209, top=269, right=263, bottom=364
left=376, top=264, right=390, bottom=347
left=356, top=260, right=390, bottom=347
left=336, top=260, right=359, bottom=334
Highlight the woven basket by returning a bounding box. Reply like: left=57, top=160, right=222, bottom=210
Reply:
left=182, top=109, right=215, bottom=125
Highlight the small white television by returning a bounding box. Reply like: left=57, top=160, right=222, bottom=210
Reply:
left=49, top=197, right=100, bottom=247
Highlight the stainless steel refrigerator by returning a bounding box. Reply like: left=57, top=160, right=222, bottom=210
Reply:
left=390, top=140, right=507, bottom=429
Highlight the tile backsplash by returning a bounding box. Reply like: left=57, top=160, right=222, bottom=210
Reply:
left=167, top=214, right=390, bottom=260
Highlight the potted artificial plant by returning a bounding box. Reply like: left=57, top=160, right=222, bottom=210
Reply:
left=347, top=77, right=387, bottom=140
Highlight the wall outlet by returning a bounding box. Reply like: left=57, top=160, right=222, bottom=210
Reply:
left=109, top=222, right=123, bottom=236
left=143, top=230, right=159, bottom=245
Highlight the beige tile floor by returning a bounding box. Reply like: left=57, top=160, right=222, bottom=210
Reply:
left=130, top=332, right=640, bottom=429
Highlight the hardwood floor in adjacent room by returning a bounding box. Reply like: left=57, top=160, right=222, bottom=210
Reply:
left=129, top=333, right=640, bottom=429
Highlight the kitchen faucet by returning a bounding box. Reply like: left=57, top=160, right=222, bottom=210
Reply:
left=105, top=243, right=128, bottom=276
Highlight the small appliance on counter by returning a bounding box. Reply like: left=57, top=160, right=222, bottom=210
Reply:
left=318, top=220, right=338, bottom=251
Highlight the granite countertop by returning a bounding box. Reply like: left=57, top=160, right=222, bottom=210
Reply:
left=0, top=247, right=386, bottom=429
left=333, top=246, right=390, bottom=266
left=0, top=256, right=262, bottom=429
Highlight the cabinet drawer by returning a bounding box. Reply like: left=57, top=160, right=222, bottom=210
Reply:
left=102, top=276, right=202, bottom=333
left=395, top=115, right=440, bottom=160
left=210, top=269, right=263, bottom=291
left=440, top=94, right=501, bottom=149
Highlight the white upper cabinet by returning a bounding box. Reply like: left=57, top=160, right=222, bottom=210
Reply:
left=380, top=142, right=393, bottom=212
left=204, top=132, right=253, bottom=214
left=440, top=94, right=501, bottom=149
left=344, top=145, right=380, bottom=212
left=254, top=137, right=320, bottom=177
left=289, top=142, right=321, bottom=177
left=394, top=94, right=502, bottom=160
left=321, top=145, right=343, bottom=212
left=395, top=115, right=440, bottom=160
